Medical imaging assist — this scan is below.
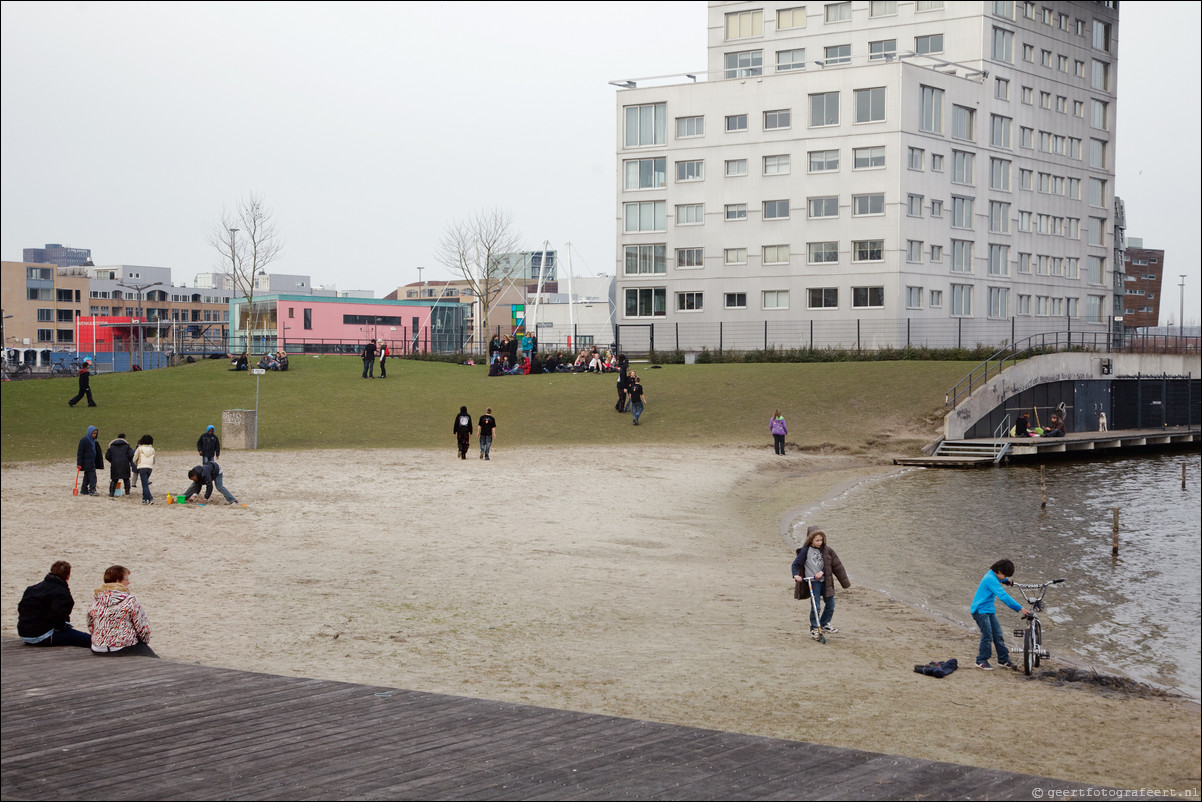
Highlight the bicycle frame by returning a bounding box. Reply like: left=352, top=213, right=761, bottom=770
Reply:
left=1011, top=579, right=1064, bottom=675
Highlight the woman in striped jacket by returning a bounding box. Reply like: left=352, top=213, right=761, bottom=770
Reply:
left=88, top=565, right=157, bottom=657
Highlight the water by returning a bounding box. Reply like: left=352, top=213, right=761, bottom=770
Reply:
left=790, top=452, right=1202, bottom=700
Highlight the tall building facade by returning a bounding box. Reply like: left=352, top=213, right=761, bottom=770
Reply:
left=1120, top=237, right=1165, bottom=329
left=614, top=1, right=1120, bottom=350
left=21, top=243, right=92, bottom=267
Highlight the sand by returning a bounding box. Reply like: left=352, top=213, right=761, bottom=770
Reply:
left=2, top=446, right=1198, bottom=794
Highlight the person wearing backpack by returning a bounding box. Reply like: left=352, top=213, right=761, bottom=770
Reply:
left=452, top=405, right=474, bottom=459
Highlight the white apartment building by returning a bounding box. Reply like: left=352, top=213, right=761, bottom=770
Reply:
left=614, top=0, right=1120, bottom=351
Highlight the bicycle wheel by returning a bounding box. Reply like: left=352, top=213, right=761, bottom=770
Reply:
left=1032, top=619, right=1042, bottom=668
left=1023, top=627, right=1034, bottom=676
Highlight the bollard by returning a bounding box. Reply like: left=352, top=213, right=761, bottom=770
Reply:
left=1040, top=465, right=1047, bottom=509
left=1111, top=507, right=1120, bottom=556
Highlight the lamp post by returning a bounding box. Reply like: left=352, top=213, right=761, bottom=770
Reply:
left=416, top=266, right=425, bottom=354
left=1179, top=274, right=1187, bottom=343
left=116, top=280, right=163, bottom=370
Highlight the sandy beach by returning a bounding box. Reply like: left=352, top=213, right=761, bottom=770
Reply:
left=2, top=445, right=1198, bottom=794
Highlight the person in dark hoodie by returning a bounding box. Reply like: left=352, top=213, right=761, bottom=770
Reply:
left=197, top=425, right=220, bottom=465
left=17, top=560, right=91, bottom=647
left=184, top=462, right=239, bottom=505
left=67, top=358, right=97, bottom=407
left=790, top=525, right=851, bottom=640
left=76, top=425, right=104, bottom=496
left=452, top=406, right=473, bottom=459
left=105, top=433, right=135, bottom=497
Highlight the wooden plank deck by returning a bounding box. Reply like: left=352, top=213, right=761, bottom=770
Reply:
left=1, top=639, right=1108, bottom=801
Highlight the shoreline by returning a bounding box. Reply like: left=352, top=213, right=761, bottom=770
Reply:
left=2, top=446, right=1198, bottom=793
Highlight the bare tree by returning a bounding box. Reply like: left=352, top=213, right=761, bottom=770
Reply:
left=208, top=193, right=283, bottom=355
left=435, top=208, right=522, bottom=350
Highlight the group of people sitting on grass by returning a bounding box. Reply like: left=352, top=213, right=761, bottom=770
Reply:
left=229, top=351, right=288, bottom=371
left=487, top=345, right=624, bottom=377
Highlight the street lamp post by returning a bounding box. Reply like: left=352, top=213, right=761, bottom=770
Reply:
left=116, top=280, right=163, bottom=370
left=1179, top=274, right=1187, bottom=343
left=416, top=266, right=425, bottom=354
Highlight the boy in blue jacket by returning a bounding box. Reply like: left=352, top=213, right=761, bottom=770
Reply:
left=970, top=559, right=1031, bottom=670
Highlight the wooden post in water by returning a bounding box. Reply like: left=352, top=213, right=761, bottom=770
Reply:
left=1040, top=465, right=1047, bottom=509
left=1111, top=507, right=1120, bottom=556
left=1184, top=463, right=1188, bottom=491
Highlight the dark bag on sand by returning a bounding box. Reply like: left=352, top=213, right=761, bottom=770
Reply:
left=793, top=580, right=811, bottom=600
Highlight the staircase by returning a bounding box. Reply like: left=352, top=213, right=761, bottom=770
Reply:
left=934, top=439, right=1011, bottom=462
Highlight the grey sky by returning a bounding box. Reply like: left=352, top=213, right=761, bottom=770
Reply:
left=2, top=1, right=1197, bottom=325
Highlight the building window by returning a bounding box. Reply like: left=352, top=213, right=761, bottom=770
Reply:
left=1091, top=100, right=1108, bottom=131
left=952, top=150, right=974, bottom=184
left=907, top=286, right=924, bottom=308
left=908, top=147, right=924, bottom=170
left=808, top=196, right=839, bottom=219
left=1089, top=139, right=1107, bottom=169
left=990, top=115, right=1012, bottom=149
left=625, top=287, right=666, bottom=317
left=989, top=201, right=1011, bottom=233
left=825, top=3, right=851, bottom=23
left=1091, top=59, right=1110, bottom=91
left=677, top=247, right=704, bottom=268
left=676, top=292, right=704, bottom=312
left=995, top=77, right=1010, bottom=101
left=676, top=205, right=704, bottom=226
left=725, top=248, right=748, bottom=265
left=624, top=201, right=666, bottom=232
left=951, top=284, right=973, bottom=316
left=763, top=154, right=791, bottom=175
left=725, top=50, right=763, bottom=78
left=725, top=204, right=748, bottom=221
left=725, top=158, right=748, bottom=176
left=952, top=239, right=974, bottom=272
left=1088, top=256, right=1105, bottom=285
left=36, top=308, right=54, bottom=322
left=778, top=7, right=807, bottom=29
left=917, top=0, right=945, bottom=9
left=676, top=116, right=704, bottom=138
left=764, top=109, right=791, bottom=129
left=762, top=290, right=790, bottom=310
left=952, top=105, right=975, bottom=140
left=763, top=200, right=790, bottom=220
left=915, top=34, right=944, bottom=55
left=869, top=39, right=896, bottom=60
left=853, top=287, right=885, bottom=308
left=853, top=240, right=884, bottom=262
left=810, top=92, right=839, bottom=126
left=930, top=246, right=944, bottom=265
left=763, top=245, right=790, bottom=264
left=621, top=245, right=668, bottom=278
left=853, top=194, right=885, bottom=216
left=854, top=87, right=885, bottom=122
left=951, top=196, right=974, bottom=228
left=988, top=244, right=1010, bottom=275
left=725, top=292, right=748, bottom=309
left=907, top=241, right=924, bottom=262
left=808, top=242, right=839, bottom=264
left=809, top=149, right=839, bottom=172
left=726, top=114, right=749, bottom=132
left=624, top=103, right=666, bottom=147
left=624, top=158, right=666, bottom=190
left=988, top=287, right=1009, bottom=318
left=992, top=27, right=1013, bottom=62
left=1020, top=126, right=1033, bottom=148
left=870, top=1, right=897, bottom=17
left=907, top=194, right=923, bottom=216
left=1088, top=178, right=1107, bottom=207
left=725, top=9, right=762, bottom=39
left=824, top=44, right=851, bottom=65
left=853, top=146, right=885, bottom=169
left=1093, top=20, right=1111, bottom=52
left=675, top=160, right=704, bottom=182
left=920, top=85, right=943, bottom=133
left=777, top=48, right=806, bottom=71
left=989, top=158, right=1011, bottom=191
left=930, top=199, right=944, bottom=217
left=808, top=288, right=839, bottom=309
left=930, top=289, right=944, bottom=308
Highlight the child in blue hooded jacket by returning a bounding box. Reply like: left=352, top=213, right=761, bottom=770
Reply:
left=970, top=559, right=1032, bottom=670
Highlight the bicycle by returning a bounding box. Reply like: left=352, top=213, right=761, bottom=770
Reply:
left=52, top=362, right=78, bottom=377
left=1011, top=578, right=1065, bottom=675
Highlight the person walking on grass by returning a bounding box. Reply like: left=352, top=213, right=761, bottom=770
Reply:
left=67, top=359, right=97, bottom=407
left=970, top=558, right=1031, bottom=671
left=790, top=525, right=851, bottom=640
left=477, top=407, right=497, bottom=460
left=770, top=410, right=788, bottom=455
left=628, top=372, right=646, bottom=425
left=452, top=406, right=473, bottom=459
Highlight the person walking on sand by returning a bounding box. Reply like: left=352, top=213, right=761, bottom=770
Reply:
left=105, top=433, right=134, bottom=497
left=970, top=559, right=1031, bottom=670
left=770, top=410, right=788, bottom=455
left=76, top=425, right=104, bottom=496
left=362, top=338, right=377, bottom=379
left=67, top=359, right=97, bottom=407
left=88, top=565, right=157, bottom=657
left=791, top=525, right=851, bottom=640
left=477, top=407, right=497, bottom=460
left=453, top=406, right=473, bottom=459
left=17, top=560, right=91, bottom=648
left=132, top=434, right=156, bottom=505
left=197, top=425, right=220, bottom=466
left=628, top=372, right=646, bottom=425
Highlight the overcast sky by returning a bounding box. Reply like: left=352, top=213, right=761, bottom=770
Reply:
left=2, top=1, right=1197, bottom=325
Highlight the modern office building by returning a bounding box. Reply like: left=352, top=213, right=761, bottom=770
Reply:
left=613, top=1, right=1120, bottom=351
left=1119, top=237, right=1165, bottom=329
left=21, top=243, right=92, bottom=267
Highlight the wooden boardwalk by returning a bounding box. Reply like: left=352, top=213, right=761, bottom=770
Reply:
left=1, top=639, right=1106, bottom=801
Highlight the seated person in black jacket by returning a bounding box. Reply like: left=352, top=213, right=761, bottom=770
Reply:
left=17, top=560, right=91, bottom=647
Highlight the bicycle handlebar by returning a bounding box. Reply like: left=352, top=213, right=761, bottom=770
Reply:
left=1012, top=579, right=1065, bottom=589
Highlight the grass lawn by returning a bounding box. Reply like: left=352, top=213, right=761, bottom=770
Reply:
left=0, top=356, right=971, bottom=462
